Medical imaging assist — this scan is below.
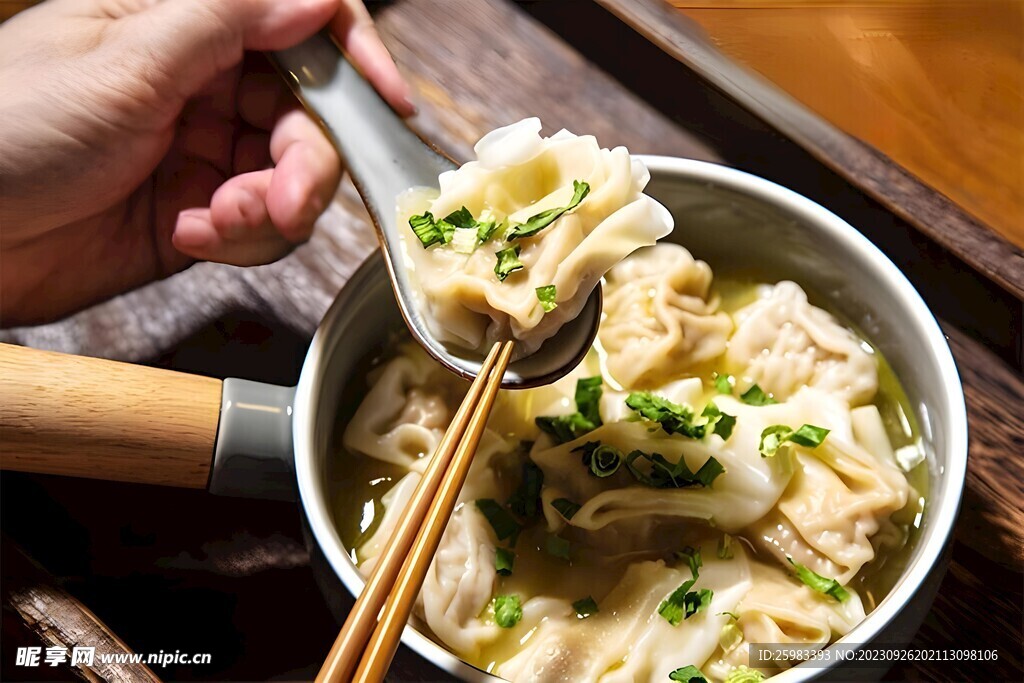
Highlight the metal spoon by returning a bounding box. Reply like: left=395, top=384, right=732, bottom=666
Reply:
left=270, top=33, right=600, bottom=389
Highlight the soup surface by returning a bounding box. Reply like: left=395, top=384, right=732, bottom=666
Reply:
left=329, top=245, right=926, bottom=682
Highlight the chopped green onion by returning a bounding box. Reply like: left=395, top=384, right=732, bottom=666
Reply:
left=507, top=180, right=590, bottom=240
left=759, top=423, right=830, bottom=457
left=495, top=547, right=515, bottom=576
left=551, top=497, right=581, bottom=521
left=787, top=557, right=850, bottom=602
left=627, top=392, right=737, bottom=442
left=535, top=377, right=603, bottom=444
left=443, top=206, right=476, bottom=229
left=506, top=460, right=544, bottom=520
left=477, top=217, right=502, bottom=243
left=714, top=373, right=733, bottom=395
left=494, top=245, right=524, bottom=282
left=536, top=413, right=597, bottom=444
left=759, top=425, right=793, bottom=457
left=657, top=578, right=697, bottom=626
left=575, top=442, right=622, bottom=478
left=626, top=392, right=705, bottom=438
left=411, top=206, right=504, bottom=249
left=720, top=622, right=743, bottom=652
left=717, top=534, right=735, bottom=560
left=493, top=594, right=522, bottom=628
left=536, top=284, right=558, bottom=312
left=625, top=449, right=724, bottom=489
left=445, top=206, right=502, bottom=246
left=544, top=534, right=571, bottom=561
left=572, top=596, right=598, bottom=619
left=701, top=402, right=736, bottom=441
left=669, top=666, right=708, bottom=682
left=409, top=212, right=444, bottom=248
left=674, top=547, right=702, bottom=577
left=683, top=588, right=713, bottom=618
left=659, top=545, right=713, bottom=626
left=574, top=376, right=604, bottom=426
left=789, top=423, right=831, bottom=448
left=724, top=666, right=765, bottom=683
left=739, top=384, right=777, bottom=406
left=475, top=499, right=521, bottom=542
left=451, top=227, right=479, bottom=253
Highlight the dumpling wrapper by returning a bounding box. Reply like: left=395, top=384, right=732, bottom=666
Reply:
left=497, top=554, right=753, bottom=683
left=726, top=281, right=879, bottom=405
left=600, top=243, right=732, bottom=389
left=401, top=118, right=673, bottom=356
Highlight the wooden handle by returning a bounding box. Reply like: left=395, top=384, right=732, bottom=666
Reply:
left=0, top=343, right=221, bottom=488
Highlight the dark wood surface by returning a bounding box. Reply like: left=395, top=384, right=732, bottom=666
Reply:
left=2, top=0, right=1022, bottom=682
left=593, top=0, right=1024, bottom=303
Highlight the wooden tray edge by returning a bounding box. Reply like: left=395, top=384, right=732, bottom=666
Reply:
left=595, top=0, right=1024, bottom=301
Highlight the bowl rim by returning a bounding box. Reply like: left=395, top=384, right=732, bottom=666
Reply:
left=293, top=156, right=968, bottom=682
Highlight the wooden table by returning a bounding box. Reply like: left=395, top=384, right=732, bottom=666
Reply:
left=2, top=1, right=1021, bottom=682
left=672, top=0, right=1024, bottom=250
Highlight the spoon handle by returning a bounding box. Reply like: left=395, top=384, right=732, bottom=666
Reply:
left=270, top=32, right=455, bottom=253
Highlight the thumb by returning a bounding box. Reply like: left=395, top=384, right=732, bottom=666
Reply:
left=119, top=0, right=336, bottom=102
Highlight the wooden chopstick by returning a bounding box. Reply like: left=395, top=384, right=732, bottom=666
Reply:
left=317, top=340, right=515, bottom=683
left=351, top=340, right=515, bottom=683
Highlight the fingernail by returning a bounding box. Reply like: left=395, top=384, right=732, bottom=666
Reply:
left=173, top=210, right=215, bottom=250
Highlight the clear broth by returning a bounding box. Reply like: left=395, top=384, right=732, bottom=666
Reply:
left=327, top=279, right=928, bottom=674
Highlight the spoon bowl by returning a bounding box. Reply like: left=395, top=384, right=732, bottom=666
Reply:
left=271, top=33, right=601, bottom=388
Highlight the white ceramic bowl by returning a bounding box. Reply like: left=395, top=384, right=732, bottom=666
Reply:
left=293, top=158, right=968, bottom=681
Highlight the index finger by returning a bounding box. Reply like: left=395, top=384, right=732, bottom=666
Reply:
left=330, top=0, right=415, bottom=117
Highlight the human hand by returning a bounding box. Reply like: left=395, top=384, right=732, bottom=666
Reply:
left=0, top=0, right=414, bottom=326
